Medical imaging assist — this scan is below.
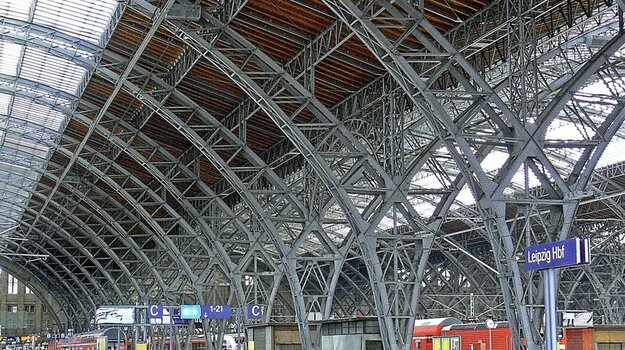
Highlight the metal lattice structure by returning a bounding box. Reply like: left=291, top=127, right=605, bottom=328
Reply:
left=2, top=0, right=625, bottom=349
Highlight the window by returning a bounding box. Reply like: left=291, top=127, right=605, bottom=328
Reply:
left=597, top=344, right=623, bottom=350
left=7, top=274, right=18, bottom=294
left=7, top=318, right=17, bottom=329
left=25, top=318, right=35, bottom=329
left=42, top=305, right=48, bottom=313
left=6, top=304, right=17, bottom=313
left=25, top=304, right=35, bottom=313
left=25, top=286, right=33, bottom=294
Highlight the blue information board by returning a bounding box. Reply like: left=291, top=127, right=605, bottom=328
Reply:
left=247, top=304, right=263, bottom=320
left=171, top=308, right=187, bottom=324
left=525, top=238, right=590, bottom=271
left=148, top=304, right=163, bottom=319
left=200, top=304, right=231, bottom=319
left=180, top=305, right=201, bottom=319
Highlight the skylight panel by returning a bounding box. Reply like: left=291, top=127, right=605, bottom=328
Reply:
left=0, top=93, right=11, bottom=115
left=20, top=47, right=86, bottom=96
left=32, top=0, right=119, bottom=44
left=0, top=148, right=47, bottom=168
left=11, top=97, right=66, bottom=131
left=0, top=0, right=32, bottom=21
left=596, top=138, right=625, bottom=168
left=0, top=42, right=23, bottom=77
left=3, top=133, right=49, bottom=158
left=0, top=181, right=33, bottom=201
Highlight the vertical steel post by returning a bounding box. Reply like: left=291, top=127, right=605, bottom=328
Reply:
left=544, top=269, right=557, bottom=350
left=237, top=307, right=242, bottom=350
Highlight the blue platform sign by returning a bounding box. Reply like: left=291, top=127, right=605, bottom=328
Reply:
left=180, top=305, right=201, bottom=319
left=148, top=304, right=163, bottom=319
left=525, top=238, right=590, bottom=271
left=201, top=304, right=231, bottom=319
left=171, top=308, right=187, bottom=324
left=247, top=304, right=263, bottom=320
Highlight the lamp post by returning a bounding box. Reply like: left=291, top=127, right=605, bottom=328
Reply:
left=485, top=319, right=495, bottom=350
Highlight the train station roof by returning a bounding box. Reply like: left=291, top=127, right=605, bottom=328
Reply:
left=1, top=0, right=625, bottom=345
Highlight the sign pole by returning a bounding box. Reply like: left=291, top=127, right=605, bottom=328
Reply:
left=544, top=268, right=557, bottom=350
left=237, top=307, right=242, bottom=350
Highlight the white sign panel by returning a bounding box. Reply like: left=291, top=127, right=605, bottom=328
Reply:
left=562, top=311, right=593, bottom=327
left=95, top=307, right=135, bottom=325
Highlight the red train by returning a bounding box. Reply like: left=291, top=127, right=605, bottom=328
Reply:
left=411, top=318, right=625, bottom=350
left=412, top=318, right=513, bottom=350
left=163, top=334, right=238, bottom=350
left=48, top=329, right=129, bottom=350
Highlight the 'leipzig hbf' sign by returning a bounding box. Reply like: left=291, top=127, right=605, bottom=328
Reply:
left=525, top=238, right=591, bottom=271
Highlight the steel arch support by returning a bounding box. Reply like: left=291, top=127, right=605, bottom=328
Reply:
left=54, top=139, right=205, bottom=301
left=70, top=101, right=247, bottom=306
left=93, top=60, right=340, bottom=348
left=164, top=16, right=448, bottom=348
left=26, top=192, right=139, bottom=300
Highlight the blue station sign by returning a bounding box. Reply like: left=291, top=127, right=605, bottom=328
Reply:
left=525, top=238, right=590, bottom=271
left=180, top=305, right=201, bottom=319
left=201, top=304, right=231, bottom=319
left=247, top=304, right=263, bottom=320
left=148, top=304, right=163, bottom=319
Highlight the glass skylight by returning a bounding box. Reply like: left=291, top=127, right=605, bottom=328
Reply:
left=0, top=0, right=121, bottom=242
left=32, top=0, right=119, bottom=44
left=0, top=1, right=30, bottom=22
left=20, top=47, right=87, bottom=95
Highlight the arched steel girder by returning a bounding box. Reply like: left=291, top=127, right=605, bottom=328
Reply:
left=52, top=138, right=206, bottom=302
left=73, top=98, right=260, bottom=302
left=560, top=265, right=612, bottom=318
left=172, top=7, right=625, bottom=344
left=0, top=81, right=206, bottom=304
left=68, top=105, right=252, bottom=305
left=98, top=56, right=424, bottom=340
left=39, top=164, right=181, bottom=303
left=95, top=56, right=348, bottom=348
left=17, top=212, right=114, bottom=307
left=0, top=255, right=68, bottom=329
left=55, top=135, right=239, bottom=302
left=2, top=76, right=282, bottom=317
left=0, top=87, right=207, bottom=304
left=23, top=0, right=173, bottom=286
left=88, top=43, right=290, bottom=315
left=23, top=209, right=115, bottom=305
left=160, top=17, right=443, bottom=349
left=1, top=0, right=604, bottom=330
left=134, top=8, right=616, bottom=348
left=319, top=0, right=625, bottom=348
left=3, top=2, right=616, bottom=330
left=24, top=192, right=134, bottom=300
left=89, top=64, right=366, bottom=326
left=1, top=237, right=92, bottom=323
left=3, top=0, right=620, bottom=338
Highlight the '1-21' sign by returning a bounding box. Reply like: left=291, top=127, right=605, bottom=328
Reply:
left=201, top=304, right=231, bottom=319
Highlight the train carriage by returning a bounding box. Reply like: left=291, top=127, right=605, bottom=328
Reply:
left=48, top=329, right=128, bottom=350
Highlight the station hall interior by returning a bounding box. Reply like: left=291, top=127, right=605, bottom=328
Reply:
left=1, top=0, right=625, bottom=349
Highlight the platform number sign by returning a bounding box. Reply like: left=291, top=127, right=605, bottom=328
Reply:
left=148, top=304, right=163, bottom=319
left=201, top=304, right=231, bottom=319
left=247, top=304, right=263, bottom=320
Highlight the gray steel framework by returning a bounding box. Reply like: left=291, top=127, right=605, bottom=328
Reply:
left=0, top=1, right=625, bottom=350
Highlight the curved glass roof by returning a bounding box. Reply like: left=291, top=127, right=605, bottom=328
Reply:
left=0, top=0, right=119, bottom=248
